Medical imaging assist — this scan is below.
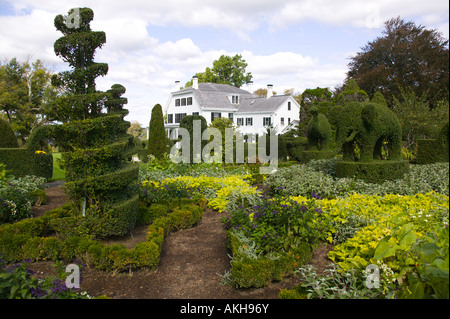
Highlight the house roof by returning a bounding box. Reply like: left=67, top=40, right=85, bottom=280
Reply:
left=171, top=82, right=293, bottom=113
left=236, top=95, right=291, bottom=113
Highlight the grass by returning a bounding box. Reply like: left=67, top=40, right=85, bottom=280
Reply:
left=49, top=152, right=66, bottom=182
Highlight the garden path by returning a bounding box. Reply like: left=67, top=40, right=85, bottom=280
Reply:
left=30, top=183, right=331, bottom=299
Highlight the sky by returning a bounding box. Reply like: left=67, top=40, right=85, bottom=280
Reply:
left=0, top=0, right=448, bottom=127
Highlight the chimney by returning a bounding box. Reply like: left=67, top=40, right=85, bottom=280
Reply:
left=192, top=76, right=199, bottom=90
left=174, top=80, right=180, bottom=91
left=267, top=84, right=273, bottom=99
left=247, top=81, right=254, bottom=93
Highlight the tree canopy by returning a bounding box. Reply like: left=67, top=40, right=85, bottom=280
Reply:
left=347, top=17, right=449, bottom=107
left=0, top=58, right=57, bottom=144
left=185, top=54, right=252, bottom=88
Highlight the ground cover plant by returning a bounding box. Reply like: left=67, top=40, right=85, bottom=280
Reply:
left=281, top=192, right=449, bottom=299
left=1, top=164, right=47, bottom=224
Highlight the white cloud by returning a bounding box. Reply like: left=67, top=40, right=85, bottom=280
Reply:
left=0, top=9, right=60, bottom=64
left=269, top=0, right=449, bottom=31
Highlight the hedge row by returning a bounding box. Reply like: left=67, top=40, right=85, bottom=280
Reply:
left=226, top=229, right=312, bottom=288
left=0, top=149, right=53, bottom=180
left=335, top=159, right=410, bottom=184
left=0, top=124, right=53, bottom=180
left=0, top=199, right=205, bottom=272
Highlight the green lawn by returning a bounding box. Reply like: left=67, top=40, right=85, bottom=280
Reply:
left=50, top=152, right=66, bottom=181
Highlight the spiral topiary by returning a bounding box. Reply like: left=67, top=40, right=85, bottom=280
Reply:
left=50, top=8, right=138, bottom=238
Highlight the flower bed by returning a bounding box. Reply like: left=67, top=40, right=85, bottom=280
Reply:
left=139, top=174, right=259, bottom=213
left=282, top=191, right=449, bottom=299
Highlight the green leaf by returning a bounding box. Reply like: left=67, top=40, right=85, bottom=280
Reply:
left=374, top=240, right=399, bottom=259
left=403, top=281, right=425, bottom=299
left=398, top=226, right=417, bottom=250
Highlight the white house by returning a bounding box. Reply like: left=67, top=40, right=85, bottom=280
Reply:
left=163, top=77, right=301, bottom=142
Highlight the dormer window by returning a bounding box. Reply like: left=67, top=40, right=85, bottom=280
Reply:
left=231, top=95, right=239, bottom=104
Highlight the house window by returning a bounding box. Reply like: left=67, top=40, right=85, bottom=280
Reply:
left=263, top=117, right=271, bottom=127
left=280, top=117, right=284, bottom=126
left=187, top=97, right=193, bottom=105
left=231, top=95, right=239, bottom=104
left=246, top=117, right=253, bottom=126
left=192, top=112, right=199, bottom=116
left=288, top=118, right=291, bottom=124
left=228, top=113, right=234, bottom=122
left=175, top=113, right=187, bottom=123
left=237, top=118, right=244, bottom=126
left=175, top=99, right=180, bottom=107
left=167, top=114, right=173, bottom=124
left=288, top=102, right=291, bottom=110
left=181, top=98, right=187, bottom=106
left=211, top=112, right=221, bottom=122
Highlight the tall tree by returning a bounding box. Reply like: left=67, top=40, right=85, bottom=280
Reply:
left=148, top=104, right=168, bottom=159
left=347, top=17, right=449, bottom=106
left=185, top=54, right=252, bottom=88
left=51, top=7, right=138, bottom=238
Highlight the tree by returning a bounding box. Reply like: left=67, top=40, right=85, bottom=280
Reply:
left=49, top=8, right=109, bottom=122
left=50, top=7, right=138, bottom=237
left=253, top=88, right=276, bottom=97
left=347, top=17, right=449, bottom=107
left=180, top=115, right=208, bottom=163
left=392, top=87, right=449, bottom=149
left=148, top=104, right=168, bottom=159
left=186, top=54, right=252, bottom=88
left=127, top=121, right=144, bottom=139
left=299, top=87, right=334, bottom=136
left=0, top=58, right=57, bottom=144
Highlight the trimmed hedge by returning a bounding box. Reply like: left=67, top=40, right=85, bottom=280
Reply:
left=335, top=159, right=409, bottom=184
left=0, top=148, right=52, bottom=180
left=0, top=119, right=19, bottom=148
left=0, top=125, right=53, bottom=179
left=0, top=199, right=205, bottom=272
left=416, top=122, right=449, bottom=164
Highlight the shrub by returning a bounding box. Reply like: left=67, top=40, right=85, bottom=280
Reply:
left=148, top=104, right=168, bottom=160
left=0, top=118, right=19, bottom=148
left=335, top=159, right=409, bottom=184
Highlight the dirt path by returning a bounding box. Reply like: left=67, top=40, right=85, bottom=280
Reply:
left=29, top=183, right=331, bottom=299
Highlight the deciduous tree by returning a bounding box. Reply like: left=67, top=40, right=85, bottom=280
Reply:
left=347, top=17, right=449, bottom=107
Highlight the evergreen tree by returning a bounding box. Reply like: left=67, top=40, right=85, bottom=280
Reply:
left=50, top=8, right=138, bottom=237
left=148, top=104, right=167, bottom=159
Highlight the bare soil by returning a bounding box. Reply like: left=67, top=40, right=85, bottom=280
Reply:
left=28, top=183, right=334, bottom=299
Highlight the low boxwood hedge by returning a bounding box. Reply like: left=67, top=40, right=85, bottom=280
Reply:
left=0, top=198, right=205, bottom=272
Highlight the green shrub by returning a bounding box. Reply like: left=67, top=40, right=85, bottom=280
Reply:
left=0, top=118, right=19, bottom=148
left=131, top=241, right=160, bottom=268
left=335, top=159, right=409, bottom=184
left=148, top=104, right=168, bottom=160
left=136, top=203, right=169, bottom=225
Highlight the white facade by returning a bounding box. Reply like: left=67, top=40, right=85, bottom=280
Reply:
left=163, top=80, right=300, bottom=141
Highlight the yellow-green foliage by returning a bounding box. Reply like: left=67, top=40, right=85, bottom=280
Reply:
left=291, top=192, right=449, bottom=294
left=142, top=174, right=258, bottom=212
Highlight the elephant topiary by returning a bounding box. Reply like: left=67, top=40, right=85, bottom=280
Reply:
left=306, top=105, right=331, bottom=151
left=330, top=101, right=402, bottom=162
